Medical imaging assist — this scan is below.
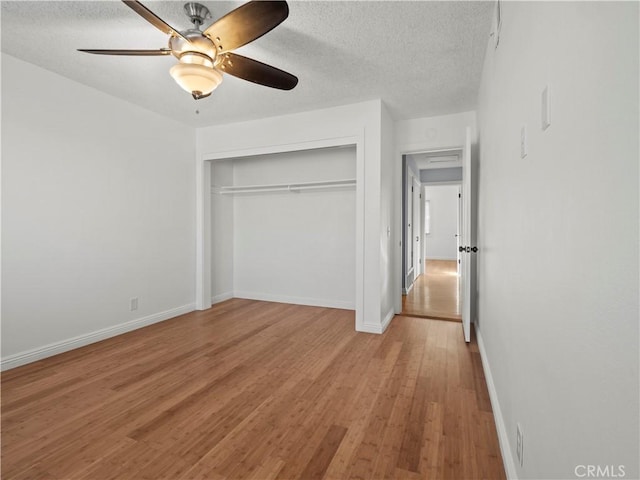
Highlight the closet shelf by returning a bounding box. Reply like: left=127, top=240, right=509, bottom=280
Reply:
left=212, top=178, right=356, bottom=195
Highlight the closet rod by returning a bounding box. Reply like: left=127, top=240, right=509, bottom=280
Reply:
left=212, top=178, right=356, bottom=195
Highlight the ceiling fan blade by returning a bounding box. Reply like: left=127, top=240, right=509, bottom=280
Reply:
left=219, top=53, right=298, bottom=90
left=203, top=1, right=289, bottom=53
left=78, top=48, right=172, bottom=56
left=122, top=1, right=189, bottom=42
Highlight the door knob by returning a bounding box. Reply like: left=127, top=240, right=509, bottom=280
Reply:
left=471, top=246, right=478, bottom=253
left=458, top=246, right=465, bottom=252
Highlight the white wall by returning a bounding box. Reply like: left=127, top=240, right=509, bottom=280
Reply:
left=476, top=3, right=639, bottom=479
left=197, top=100, right=389, bottom=333
left=396, top=111, right=477, bottom=152
left=424, top=185, right=459, bottom=261
left=1, top=54, right=196, bottom=368
left=216, top=148, right=356, bottom=309
left=379, top=104, right=395, bottom=325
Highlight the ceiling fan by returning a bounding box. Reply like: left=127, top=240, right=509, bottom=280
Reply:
left=79, top=0, right=298, bottom=100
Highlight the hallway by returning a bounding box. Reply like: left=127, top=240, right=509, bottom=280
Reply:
left=402, top=260, right=461, bottom=321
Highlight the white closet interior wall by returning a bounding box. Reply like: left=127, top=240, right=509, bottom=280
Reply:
left=211, top=146, right=357, bottom=309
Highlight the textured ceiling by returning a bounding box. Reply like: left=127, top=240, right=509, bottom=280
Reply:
left=1, top=1, right=494, bottom=127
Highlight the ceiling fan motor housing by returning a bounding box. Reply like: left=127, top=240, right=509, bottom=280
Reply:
left=169, top=30, right=217, bottom=64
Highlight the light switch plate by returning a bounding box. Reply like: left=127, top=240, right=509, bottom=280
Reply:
left=516, top=423, right=524, bottom=466
left=542, top=85, right=551, bottom=130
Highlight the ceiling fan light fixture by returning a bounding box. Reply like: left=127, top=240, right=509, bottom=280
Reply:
left=179, top=51, right=214, bottom=68
left=170, top=62, right=223, bottom=99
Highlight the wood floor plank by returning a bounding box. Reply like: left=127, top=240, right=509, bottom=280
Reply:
left=1, top=300, right=505, bottom=480
left=417, top=401, right=445, bottom=479
left=396, top=372, right=429, bottom=473
left=208, top=314, right=362, bottom=479
left=246, top=456, right=285, bottom=480
left=346, top=342, right=412, bottom=479
left=402, top=260, right=461, bottom=321
left=299, top=425, right=348, bottom=480
left=323, top=341, right=402, bottom=479
left=371, top=336, right=425, bottom=479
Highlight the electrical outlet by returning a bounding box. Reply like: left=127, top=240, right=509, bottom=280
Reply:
left=130, top=297, right=138, bottom=311
left=516, top=423, right=524, bottom=467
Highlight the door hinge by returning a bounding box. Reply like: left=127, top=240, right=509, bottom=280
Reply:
left=419, top=193, right=422, bottom=199
left=458, top=193, right=461, bottom=198
left=411, top=186, right=414, bottom=192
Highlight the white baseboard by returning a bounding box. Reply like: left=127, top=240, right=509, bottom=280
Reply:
left=1, top=303, right=196, bottom=371
left=425, top=256, right=457, bottom=261
left=233, top=291, right=355, bottom=310
left=476, top=328, right=518, bottom=480
left=357, top=323, right=383, bottom=334
left=381, top=308, right=395, bottom=333
left=358, top=308, right=395, bottom=334
left=211, top=292, right=233, bottom=304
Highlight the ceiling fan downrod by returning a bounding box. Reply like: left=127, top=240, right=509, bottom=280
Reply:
left=183, top=2, right=211, bottom=29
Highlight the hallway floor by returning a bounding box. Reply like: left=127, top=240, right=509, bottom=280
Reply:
left=402, top=260, right=461, bottom=321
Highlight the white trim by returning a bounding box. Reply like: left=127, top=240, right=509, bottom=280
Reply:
left=1, top=303, right=196, bottom=371
left=425, top=256, right=458, bottom=261
left=201, top=136, right=358, bottom=161
left=381, top=308, right=395, bottom=332
left=233, top=291, right=355, bottom=311
left=357, top=323, right=383, bottom=334
left=358, top=308, right=395, bottom=334
left=476, top=327, right=518, bottom=480
left=421, top=180, right=463, bottom=186
left=403, top=281, right=414, bottom=295
left=211, top=292, right=233, bottom=304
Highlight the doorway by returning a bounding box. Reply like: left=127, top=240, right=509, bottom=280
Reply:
left=401, top=150, right=463, bottom=321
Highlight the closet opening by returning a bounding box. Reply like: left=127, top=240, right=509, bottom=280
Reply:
left=210, top=145, right=358, bottom=315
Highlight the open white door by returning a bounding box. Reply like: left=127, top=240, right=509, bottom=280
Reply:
left=413, top=177, right=421, bottom=276
left=456, top=185, right=462, bottom=276
left=461, top=127, right=472, bottom=343
left=406, top=172, right=414, bottom=285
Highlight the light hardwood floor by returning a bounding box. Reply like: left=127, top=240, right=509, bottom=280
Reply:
left=1, top=299, right=504, bottom=479
left=402, top=260, right=461, bottom=322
